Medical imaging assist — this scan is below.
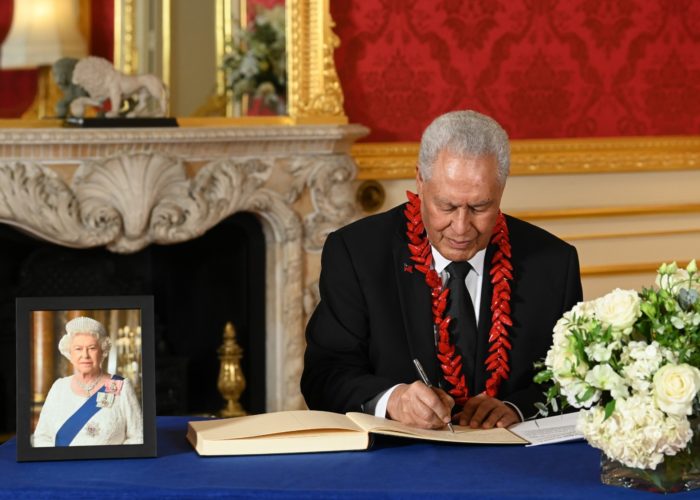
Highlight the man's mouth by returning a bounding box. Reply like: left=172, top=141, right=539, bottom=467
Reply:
left=447, top=237, right=474, bottom=249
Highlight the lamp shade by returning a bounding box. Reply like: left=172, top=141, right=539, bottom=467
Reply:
left=1, top=0, right=87, bottom=69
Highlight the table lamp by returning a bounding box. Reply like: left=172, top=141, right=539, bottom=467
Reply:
left=0, top=0, right=87, bottom=118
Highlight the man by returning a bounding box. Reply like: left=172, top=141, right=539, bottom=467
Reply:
left=301, top=110, right=582, bottom=430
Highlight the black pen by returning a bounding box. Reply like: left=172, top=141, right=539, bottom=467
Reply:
left=412, top=358, right=455, bottom=433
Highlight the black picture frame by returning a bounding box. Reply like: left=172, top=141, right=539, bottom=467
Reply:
left=15, top=295, right=157, bottom=461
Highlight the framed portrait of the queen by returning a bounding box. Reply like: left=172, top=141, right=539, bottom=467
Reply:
left=15, top=295, right=157, bottom=461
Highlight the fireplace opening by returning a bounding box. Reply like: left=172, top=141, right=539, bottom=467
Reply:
left=0, top=212, right=266, bottom=435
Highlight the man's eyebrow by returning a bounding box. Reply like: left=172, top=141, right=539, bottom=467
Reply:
left=435, top=197, right=493, bottom=208
left=469, top=199, right=493, bottom=208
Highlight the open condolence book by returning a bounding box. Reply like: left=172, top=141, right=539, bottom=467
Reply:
left=187, top=410, right=581, bottom=456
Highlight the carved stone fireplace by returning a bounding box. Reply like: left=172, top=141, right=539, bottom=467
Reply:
left=0, top=123, right=368, bottom=423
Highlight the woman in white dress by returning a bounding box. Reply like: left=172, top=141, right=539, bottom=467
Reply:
left=33, top=316, right=143, bottom=447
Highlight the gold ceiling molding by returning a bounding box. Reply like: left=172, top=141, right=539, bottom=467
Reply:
left=510, top=203, right=700, bottom=221
left=581, top=261, right=692, bottom=277
left=353, top=136, right=700, bottom=180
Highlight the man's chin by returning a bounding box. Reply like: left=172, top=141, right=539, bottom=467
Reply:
left=439, top=248, right=478, bottom=262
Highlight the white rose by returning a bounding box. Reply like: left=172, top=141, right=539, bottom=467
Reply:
left=653, top=363, right=700, bottom=416
left=593, top=289, right=641, bottom=332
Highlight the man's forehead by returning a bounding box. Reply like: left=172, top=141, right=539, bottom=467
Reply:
left=435, top=149, right=497, bottom=163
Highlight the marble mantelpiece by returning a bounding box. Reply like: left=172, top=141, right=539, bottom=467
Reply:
left=0, top=123, right=368, bottom=412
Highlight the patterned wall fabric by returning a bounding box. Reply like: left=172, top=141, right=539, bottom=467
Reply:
left=332, top=0, right=700, bottom=141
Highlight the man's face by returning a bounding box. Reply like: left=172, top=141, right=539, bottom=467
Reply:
left=416, top=151, right=505, bottom=262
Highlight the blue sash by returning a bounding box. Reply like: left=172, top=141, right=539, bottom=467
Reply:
left=55, top=375, right=124, bottom=447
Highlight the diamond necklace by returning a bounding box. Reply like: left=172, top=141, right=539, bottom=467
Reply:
left=75, top=370, right=102, bottom=396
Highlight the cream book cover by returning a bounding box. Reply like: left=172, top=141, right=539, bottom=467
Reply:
left=187, top=410, right=530, bottom=456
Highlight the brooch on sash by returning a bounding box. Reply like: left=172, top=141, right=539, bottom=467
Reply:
left=105, top=379, right=123, bottom=395
left=96, top=392, right=115, bottom=408
left=85, top=421, right=101, bottom=437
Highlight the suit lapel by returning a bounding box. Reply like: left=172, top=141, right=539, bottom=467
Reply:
left=392, top=229, right=440, bottom=386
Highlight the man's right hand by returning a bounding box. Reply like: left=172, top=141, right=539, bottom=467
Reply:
left=386, top=382, right=454, bottom=429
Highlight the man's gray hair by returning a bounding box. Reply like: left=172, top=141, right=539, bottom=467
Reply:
left=418, top=110, right=510, bottom=184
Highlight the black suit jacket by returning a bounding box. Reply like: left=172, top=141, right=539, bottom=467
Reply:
left=301, top=203, right=582, bottom=418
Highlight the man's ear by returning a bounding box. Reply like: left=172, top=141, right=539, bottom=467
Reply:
left=415, top=165, right=424, bottom=196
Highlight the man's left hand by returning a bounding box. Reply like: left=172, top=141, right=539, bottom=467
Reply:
left=454, top=393, right=520, bottom=429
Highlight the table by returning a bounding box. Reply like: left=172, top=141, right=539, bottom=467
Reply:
left=0, top=416, right=692, bottom=499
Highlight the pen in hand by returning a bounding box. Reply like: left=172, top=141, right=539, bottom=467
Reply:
left=412, top=358, right=455, bottom=433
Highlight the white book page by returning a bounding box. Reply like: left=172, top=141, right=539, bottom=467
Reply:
left=509, top=411, right=583, bottom=447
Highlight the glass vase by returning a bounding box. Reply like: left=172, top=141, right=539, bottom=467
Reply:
left=600, top=417, right=700, bottom=493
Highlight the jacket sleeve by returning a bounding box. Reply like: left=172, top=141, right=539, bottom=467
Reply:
left=502, top=244, right=583, bottom=419
left=301, top=231, right=396, bottom=413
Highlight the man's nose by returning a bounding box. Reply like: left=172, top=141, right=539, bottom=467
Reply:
left=451, top=208, right=471, bottom=235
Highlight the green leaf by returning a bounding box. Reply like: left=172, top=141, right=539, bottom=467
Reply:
left=577, top=386, right=595, bottom=403
left=534, top=402, right=549, bottom=417
left=604, top=399, right=616, bottom=420
left=533, top=370, right=553, bottom=384
left=546, top=384, right=560, bottom=400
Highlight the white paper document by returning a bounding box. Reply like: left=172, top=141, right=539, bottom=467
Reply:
left=509, top=411, right=583, bottom=447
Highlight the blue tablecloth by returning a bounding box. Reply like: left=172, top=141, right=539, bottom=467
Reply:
left=0, top=416, right=695, bottom=499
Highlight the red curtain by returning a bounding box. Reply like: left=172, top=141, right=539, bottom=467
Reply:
left=90, top=0, right=114, bottom=62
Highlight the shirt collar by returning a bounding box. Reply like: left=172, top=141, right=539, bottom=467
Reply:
left=431, top=245, right=486, bottom=277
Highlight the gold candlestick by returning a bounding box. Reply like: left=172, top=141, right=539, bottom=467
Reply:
left=217, top=322, right=247, bottom=417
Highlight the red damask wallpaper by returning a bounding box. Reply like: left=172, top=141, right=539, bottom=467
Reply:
left=331, top=0, right=700, bottom=141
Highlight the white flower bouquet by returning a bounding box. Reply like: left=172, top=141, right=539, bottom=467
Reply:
left=536, top=260, right=700, bottom=484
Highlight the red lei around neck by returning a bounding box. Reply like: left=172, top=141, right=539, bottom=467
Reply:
left=404, top=191, right=513, bottom=405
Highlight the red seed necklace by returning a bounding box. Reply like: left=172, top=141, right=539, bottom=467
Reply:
left=404, top=191, right=513, bottom=405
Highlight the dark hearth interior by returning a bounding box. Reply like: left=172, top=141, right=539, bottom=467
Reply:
left=0, top=213, right=266, bottom=435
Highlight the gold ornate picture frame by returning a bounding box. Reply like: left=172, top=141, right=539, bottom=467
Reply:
left=113, top=0, right=346, bottom=124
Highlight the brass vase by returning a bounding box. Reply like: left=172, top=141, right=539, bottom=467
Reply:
left=217, top=322, right=247, bottom=417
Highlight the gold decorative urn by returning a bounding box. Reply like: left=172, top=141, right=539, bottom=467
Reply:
left=217, top=322, right=247, bottom=417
